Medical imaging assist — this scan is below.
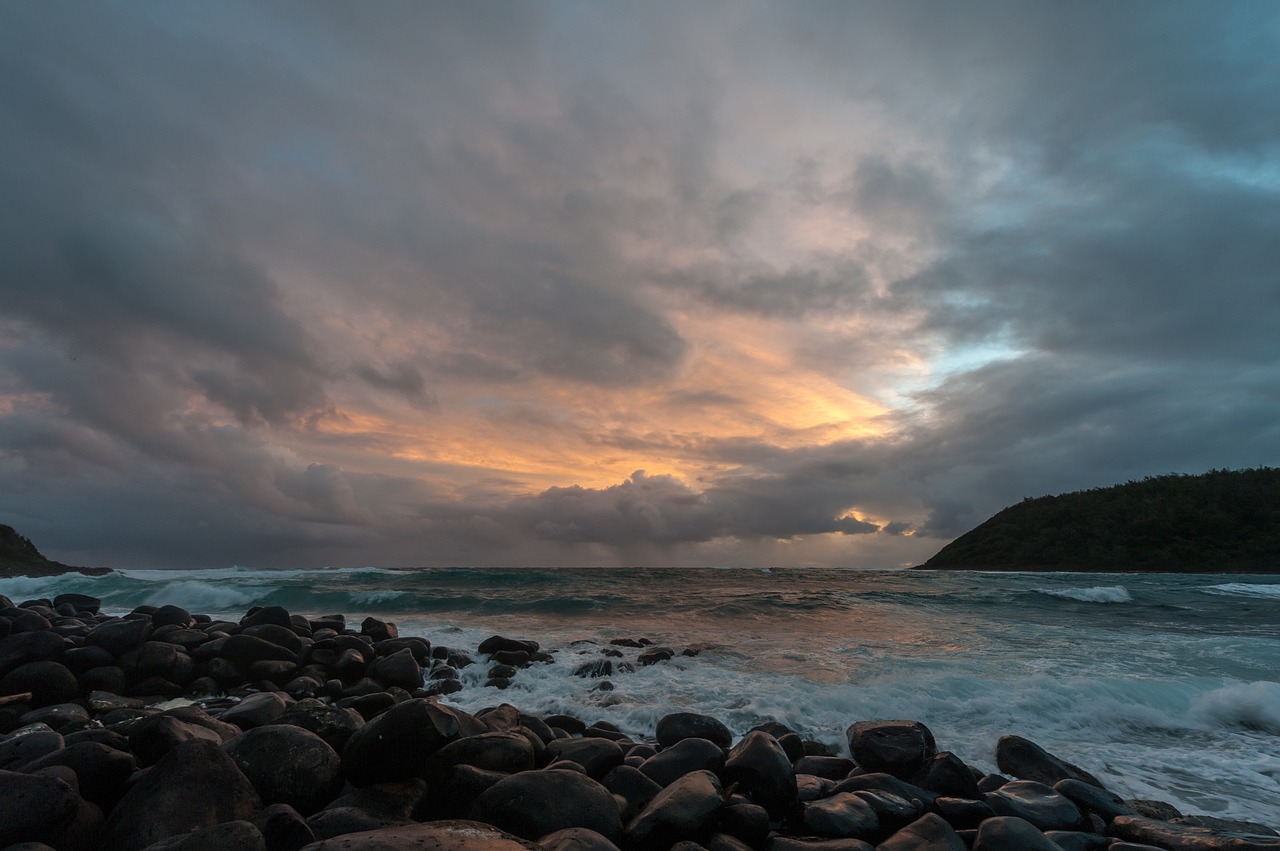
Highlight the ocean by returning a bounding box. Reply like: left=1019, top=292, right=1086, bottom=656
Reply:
left=3, top=566, right=1279, bottom=825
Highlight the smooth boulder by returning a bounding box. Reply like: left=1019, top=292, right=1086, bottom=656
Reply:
left=469, top=769, right=623, bottom=842
left=223, top=725, right=344, bottom=816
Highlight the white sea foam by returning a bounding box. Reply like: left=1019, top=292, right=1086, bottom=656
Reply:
left=1191, top=680, right=1280, bottom=734
left=1202, top=583, right=1280, bottom=600
left=1037, top=585, right=1133, bottom=603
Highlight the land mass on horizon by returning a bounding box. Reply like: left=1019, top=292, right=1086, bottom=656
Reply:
left=918, top=468, right=1280, bottom=573
left=0, top=524, right=110, bottom=579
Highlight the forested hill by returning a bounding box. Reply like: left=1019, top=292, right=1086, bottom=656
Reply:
left=0, top=524, right=110, bottom=578
left=918, top=468, right=1280, bottom=572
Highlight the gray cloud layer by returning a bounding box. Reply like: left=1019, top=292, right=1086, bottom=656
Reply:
left=1, top=1, right=1277, bottom=568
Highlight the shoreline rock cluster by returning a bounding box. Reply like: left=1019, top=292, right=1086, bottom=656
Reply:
left=1, top=594, right=1278, bottom=851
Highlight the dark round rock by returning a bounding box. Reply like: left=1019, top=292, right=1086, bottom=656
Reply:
left=300, top=819, right=539, bottom=850
left=219, top=634, right=298, bottom=667
left=140, top=819, right=266, bottom=850
left=0, top=769, right=80, bottom=848
left=984, top=780, right=1086, bottom=831
left=845, top=720, right=938, bottom=780
left=802, top=792, right=879, bottom=840
left=878, top=812, right=967, bottom=851
left=478, top=636, right=539, bottom=656
left=224, top=725, right=344, bottom=815
left=242, top=606, right=293, bottom=629
left=912, top=750, right=981, bottom=799
left=342, top=698, right=484, bottom=787
left=151, top=605, right=195, bottom=629
left=360, top=617, right=398, bottom=642
left=624, top=769, right=723, bottom=848
left=639, top=736, right=726, bottom=787
left=368, top=648, right=422, bottom=691
left=52, top=593, right=101, bottom=615
left=275, top=699, right=364, bottom=753
left=545, top=737, right=625, bottom=779
left=128, top=714, right=224, bottom=766
left=100, top=738, right=261, bottom=851
left=722, top=731, right=797, bottom=819
left=0, top=729, right=63, bottom=770
left=18, top=741, right=136, bottom=809
left=539, top=827, right=622, bottom=851
left=995, top=735, right=1103, bottom=789
left=470, top=769, right=623, bottom=842
left=85, top=617, right=152, bottom=657
left=717, top=802, right=770, bottom=849
left=252, top=802, right=317, bottom=851
left=430, top=731, right=536, bottom=780
left=243, top=624, right=304, bottom=653
left=602, top=765, right=663, bottom=822
left=219, top=691, right=292, bottom=729
left=655, top=712, right=733, bottom=749
left=972, top=815, right=1066, bottom=851
left=306, top=806, right=413, bottom=841
left=1, top=661, right=79, bottom=708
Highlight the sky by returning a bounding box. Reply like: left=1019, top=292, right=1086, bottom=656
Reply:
left=2, top=1, right=1278, bottom=570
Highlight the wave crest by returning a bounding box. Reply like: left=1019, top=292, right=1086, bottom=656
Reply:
left=1037, top=586, right=1133, bottom=603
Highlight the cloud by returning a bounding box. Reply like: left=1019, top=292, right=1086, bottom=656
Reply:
left=1, top=1, right=1278, bottom=569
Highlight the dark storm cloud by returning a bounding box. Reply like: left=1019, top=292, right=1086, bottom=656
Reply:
left=1, top=0, right=1278, bottom=568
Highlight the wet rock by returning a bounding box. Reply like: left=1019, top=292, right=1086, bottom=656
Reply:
left=1, top=661, right=79, bottom=707
left=912, top=751, right=981, bottom=800
left=367, top=648, right=422, bottom=691
left=306, top=806, right=413, bottom=840
left=101, top=738, right=261, bottom=851
left=797, top=773, right=836, bottom=801
left=141, top=819, right=267, bottom=851
left=574, top=659, right=612, bottom=678
left=242, top=606, right=293, bottom=629
left=845, top=720, right=937, bottom=780
left=220, top=634, right=299, bottom=668
left=0, top=769, right=80, bottom=847
left=984, top=780, right=1086, bottom=831
left=274, top=699, right=363, bottom=753
left=832, top=773, right=939, bottom=810
left=0, top=728, right=63, bottom=769
left=1044, top=830, right=1111, bottom=851
left=53, top=593, right=101, bottom=615
left=244, top=624, right=304, bottom=654
left=638, top=646, right=676, bottom=665
left=492, top=649, right=532, bottom=667
left=1109, top=815, right=1280, bottom=850
left=723, top=731, right=798, bottom=819
left=640, top=736, right=726, bottom=787
left=430, top=731, right=536, bottom=779
left=545, top=737, right=625, bottom=779
left=716, top=802, right=770, bottom=849
left=934, top=796, right=995, bottom=830
left=470, top=769, right=623, bottom=843
left=849, top=789, right=923, bottom=834
left=877, top=812, right=967, bottom=851
left=360, top=617, right=398, bottom=643
left=765, top=840, right=872, bottom=851
left=656, top=712, right=733, bottom=749
left=299, top=819, right=539, bottom=850
left=128, top=715, right=223, bottom=766
left=995, top=735, right=1102, bottom=789
left=971, top=815, right=1066, bottom=851
left=602, top=764, right=663, bottom=822
left=800, top=792, right=879, bottom=839
left=220, top=691, right=292, bottom=729
left=85, top=618, right=152, bottom=656
left=0, top=631, right=67, bottom=677
left=478, top=636, right=540, bottom=656
left=539, top=827, right=622, bottom=851
left=224, top=725, right=344, bottom=815
left=794, top=755, right=855, bottom=779
left=1053, top=778, right=1136, bottom=824
left=625, top=769, right=724, bottom=848
left=252, top=803, right=316, bottom=851
left=18, top=740, right=136, bottom=809
left=342, top=698, right=482, bottom=786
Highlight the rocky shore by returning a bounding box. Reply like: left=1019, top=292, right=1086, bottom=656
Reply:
left=1, top=594, right=1277, bottom=851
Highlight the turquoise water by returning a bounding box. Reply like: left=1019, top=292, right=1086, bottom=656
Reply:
left=4, top=567, right=1279, bottom=824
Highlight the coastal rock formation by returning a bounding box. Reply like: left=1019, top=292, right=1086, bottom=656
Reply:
left=0, top=596, right=1277, bottom=850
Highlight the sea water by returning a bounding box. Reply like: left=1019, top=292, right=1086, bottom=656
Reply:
left=3, top=567, right=1279, bottom=824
